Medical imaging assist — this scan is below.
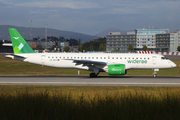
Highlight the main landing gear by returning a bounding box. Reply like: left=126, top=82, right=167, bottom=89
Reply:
left=90, top=73, right=97, bottom=78
left=90, top=68, right=99, bottom=78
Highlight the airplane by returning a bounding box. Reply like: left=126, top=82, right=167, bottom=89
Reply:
left=6, top=28, right=177, bottom=78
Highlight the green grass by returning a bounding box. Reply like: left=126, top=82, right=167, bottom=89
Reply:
left=0, top=58, right=179, bottom=76
left=1, top=86, right=180, bottom=120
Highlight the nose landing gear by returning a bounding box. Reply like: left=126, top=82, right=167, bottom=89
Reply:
left=153, top=72, right=157, bottom=78
left=153, top=69, right=159, bottom=78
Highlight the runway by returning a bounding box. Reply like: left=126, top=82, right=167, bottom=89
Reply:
left=0, top=76, right=180, bottom=86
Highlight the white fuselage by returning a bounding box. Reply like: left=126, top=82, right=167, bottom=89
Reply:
left=13, top=53, right=177, bottom=72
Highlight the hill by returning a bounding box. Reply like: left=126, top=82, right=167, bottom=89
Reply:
left=0, top=25, right=98, bottom=42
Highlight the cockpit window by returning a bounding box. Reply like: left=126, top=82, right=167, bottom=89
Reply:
left=161, top=57, right=168, bottom=60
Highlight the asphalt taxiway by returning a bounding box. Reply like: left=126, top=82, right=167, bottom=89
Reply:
left=0, top=76, right=180, bottom=86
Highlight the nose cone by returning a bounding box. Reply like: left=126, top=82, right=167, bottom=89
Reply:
left=171, top=62, right=177, bottom=68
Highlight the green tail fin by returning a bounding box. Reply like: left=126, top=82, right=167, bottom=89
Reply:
left=9, top=28, right=36, bottom=54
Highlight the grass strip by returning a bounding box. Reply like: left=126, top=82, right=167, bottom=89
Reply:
left=0, top=86, right=180, bottom=120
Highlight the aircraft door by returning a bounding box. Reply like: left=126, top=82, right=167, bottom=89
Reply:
left=152, top=56, right=157, bottom=65
left=41, top=55, right=46, bottom=66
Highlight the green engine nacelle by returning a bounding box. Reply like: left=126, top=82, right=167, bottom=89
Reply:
left=108, top=64, right=125, bottom=75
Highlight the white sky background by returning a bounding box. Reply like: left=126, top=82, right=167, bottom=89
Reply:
left=0, top=0, right=180, bottom=35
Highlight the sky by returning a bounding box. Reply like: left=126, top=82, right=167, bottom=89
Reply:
left=0, top=0, right=180, bottom=35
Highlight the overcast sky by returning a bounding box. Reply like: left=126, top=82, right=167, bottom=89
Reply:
left=0, top=0, right=180, bottom=35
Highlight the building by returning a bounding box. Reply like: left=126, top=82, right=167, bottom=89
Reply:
left=155, top=33, right=170, bottom=52
left=0, top=41, right=13, bottom=53
left=170, top=31, right=180, bottom=52
left=60, top=42, right=69, bottom=47
left=106, top=32, right=136, bottom=52
left=106, top=28, right=176, bottom=52
left=135, top=28, right=169, bottom=51
left=38, top=41, right=56, bottom=49
left=28, top=41, right=37, bottom=49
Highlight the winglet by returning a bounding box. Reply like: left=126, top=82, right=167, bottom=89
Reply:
left=9, top=28, right=35, bottom=54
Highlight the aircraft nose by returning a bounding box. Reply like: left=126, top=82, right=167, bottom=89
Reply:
left=171, top=62, right=177, bottom=68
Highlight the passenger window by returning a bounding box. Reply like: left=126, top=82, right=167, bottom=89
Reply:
left=96, top=57, right=98, bottom=59
left=116, top=57, right=118, bottom=59
left=104, top=57, right=106, bottom=59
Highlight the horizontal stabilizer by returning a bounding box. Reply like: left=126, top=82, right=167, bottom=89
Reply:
left=5, top=54, right=14, bottom=59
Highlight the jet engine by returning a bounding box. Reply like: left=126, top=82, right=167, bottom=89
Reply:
left=108, top=64, right=126, bottom=75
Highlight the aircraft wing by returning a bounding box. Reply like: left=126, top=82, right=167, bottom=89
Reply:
left=73, top=60, right=107, bottom=69
left=73, top=60, right=107, bottom=66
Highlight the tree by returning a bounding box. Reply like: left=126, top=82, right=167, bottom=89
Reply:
left=51, top=45, right=56, bottom=51
left=114, top=49, right=119, bottom=52
left=177, top=46, right=180, bottom=52
left=98, top=45, right=106, bottom=51
left=78, top=37, right=106, bottom=51
left=142, top=45, right=148, bottom=51
left=128, top=44, right=134, bottom=52
left=147, top=48, right=150, bottom=51
left=63, top=46, right=70, bottom=52
left=78, top=45, right=85, bottom=52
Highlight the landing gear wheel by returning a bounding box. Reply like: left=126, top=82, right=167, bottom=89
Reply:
left=153, top=74, right=157, bottom=78
left=90, top=73, right=97, bottom=78
left=153, top=70, right=158, bottom=78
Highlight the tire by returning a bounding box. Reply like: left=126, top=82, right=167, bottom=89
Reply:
left=90, top=73, right=95, bottom=78
left=153, top=74, right=157, bottom=78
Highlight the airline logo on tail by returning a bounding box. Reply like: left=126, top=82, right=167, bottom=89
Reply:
left=13, top=37, right=19, bottom=40
left=18, top=43, right=24, bottom=50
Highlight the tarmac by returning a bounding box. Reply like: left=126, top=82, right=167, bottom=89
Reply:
left=0, top=75, right=180, bottom=86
